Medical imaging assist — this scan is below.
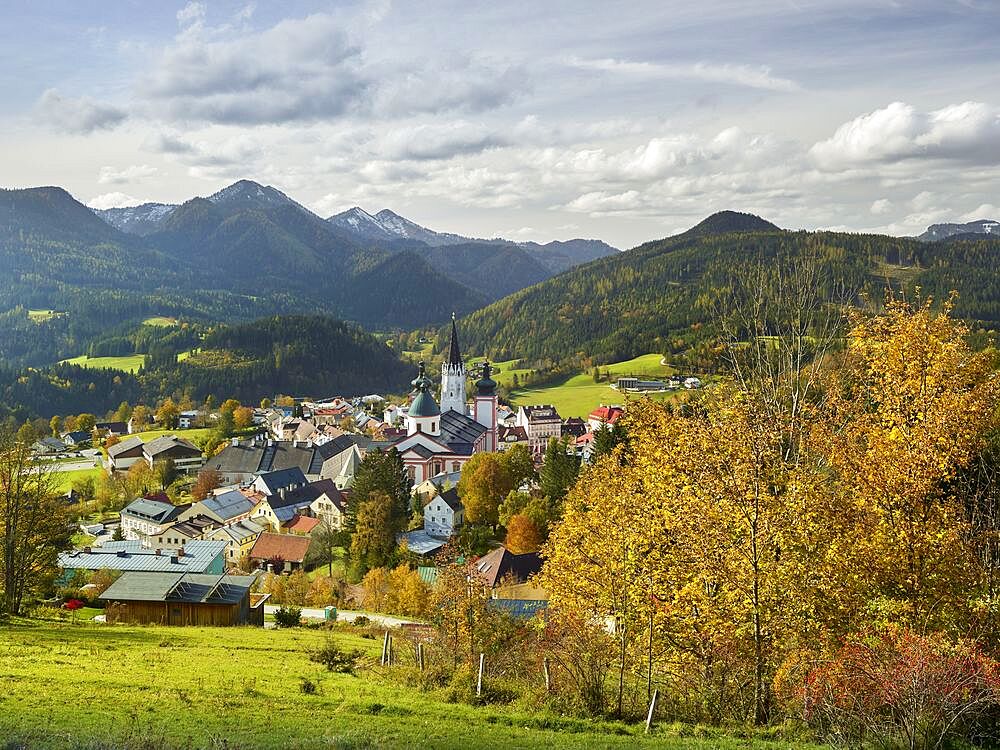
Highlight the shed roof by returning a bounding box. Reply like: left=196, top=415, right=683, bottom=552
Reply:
left=58, top=539, right=226, bottom=573
left=101, top=572, right=257, bottom=604
left=249, top=532, right=311, bottom=563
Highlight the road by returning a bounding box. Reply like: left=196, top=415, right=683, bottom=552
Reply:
left=263, top=604, right=419, bottom=628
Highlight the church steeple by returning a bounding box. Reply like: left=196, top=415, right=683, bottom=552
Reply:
left=447, top=312, right=462, bottom=367
left=440, top=313, right=468, bottom=415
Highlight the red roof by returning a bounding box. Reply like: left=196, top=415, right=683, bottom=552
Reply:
left=285, top=515, right=321, bottom=534
left=249, top=532, right=311, bottom=563
left=575, top=431, right=595, bottom=446
left=588, top=405, right=624, bottom=424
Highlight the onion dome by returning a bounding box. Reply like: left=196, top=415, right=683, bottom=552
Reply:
left=475, top=360, right=497, bottom=396
left=409, top=362, right=440, bottom=417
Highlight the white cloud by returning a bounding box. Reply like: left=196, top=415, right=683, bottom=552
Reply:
left=98, top=164, right=159, bottom=184
left=870, top=198, right=892, bottom=215
left=87, top=192, right=145, bottom=209
left=961, top=204, right=1000, bottom=221
left=568, top=57, right=800, bottom=92
left=34, top=89, right=127, bottom=134
left=811, top=101, right=1000, bottom=169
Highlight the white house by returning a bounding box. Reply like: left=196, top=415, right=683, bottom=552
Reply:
left=119, top=496, right=187, bottom=541
left=424, top=487, right=464, bottom=539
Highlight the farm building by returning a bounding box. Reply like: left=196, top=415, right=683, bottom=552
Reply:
left=101, top=572, right=268, bottom=626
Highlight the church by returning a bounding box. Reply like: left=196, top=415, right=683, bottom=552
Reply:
left=392, top=316, right=498, bottom=485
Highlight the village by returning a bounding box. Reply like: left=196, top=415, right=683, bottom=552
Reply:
left=45, top=318, right=642, bottom=628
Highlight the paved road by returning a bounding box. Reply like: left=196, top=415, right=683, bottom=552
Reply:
left=32, top=458, right=101, bottom=472
left=263, top=604, right=419, bottom=628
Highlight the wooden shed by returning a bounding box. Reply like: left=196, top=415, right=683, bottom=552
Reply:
left=101, top=572, right=268, bottom=626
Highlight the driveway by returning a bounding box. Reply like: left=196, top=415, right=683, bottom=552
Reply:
left=263, top=604, right=420, bottom=628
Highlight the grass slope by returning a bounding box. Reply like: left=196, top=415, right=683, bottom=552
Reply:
left=61, top=354, right=146, bottom=373
left=0, top=620, right=814, bottom=750
left=509, top=353, right=676, bottom=417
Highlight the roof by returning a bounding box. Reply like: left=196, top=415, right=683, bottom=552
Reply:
left=203, top=442, right=265, bottom=475
left=101, top=572, right=257, bottom=604
left=417, top=566, right=438, bottom=585
left=447, top=314, right=462, bottom=367
left=472, top=547, right=543, bottom=588
left=213, top=519, right=265, bottom=544
left=62, top=431, right=91, bottom=443
left=588, top=405, right=624, bottom=424
left=96, top=421, right=128, bottom=433
left=109, top=436, right=144, bottom=457
left=58, top=540, right=227, bottom=573
left=144, top=435, right=201, bottom=457
left=272, top=478, right=345, bottom=512
left=121, top=497, right=183, bottom=524
left=399, top=529, right=446, bottom=556
left=198, top=489, right=255, bottom=522
left=163, top=515, right=217, bottom=539
left=249, top=532, right=311, bottom=563
left=285, top=515, right=322, bottom=534
left=439, top=409, right=487, bottom=452
left=436, top=487, right=463, bottom=512
left=409, top=389, right=440, bottom=418
left=519, top=405, right=562, bottom=423
left=256, top=467, right=307, bottom=495
left=498, top=426, right=528, bottom=443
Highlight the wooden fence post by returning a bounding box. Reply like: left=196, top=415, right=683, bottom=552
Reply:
left=418, top=643, right=425, bottom=671
left=543, top=657, right=551, bottom=693
left=476, top=653, right=485, bottom=697
left=381, top=631, right=389, bottom=666
left=645, top=689, right=659, bottom=734
left=388, top=635, right=394, bottom=666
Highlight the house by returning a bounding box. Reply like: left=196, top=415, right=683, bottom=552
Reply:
left=252, top=467, right=308, bottom=497
left=119, top=496, right=188, bottom=540
left=32, top=436, right=67, bottom=455
left=108, top=436, right=145, bottom=472
left=515, top=405, right=563, bottom=454
left=202, top=434, right=369, bottom=485
left=143, top=435, right=203, bottom=474
left=58, top=539, right=227, bottom=575
left=101, top=572, right=267, bottom=626
left=61, top=431, right=92, bottom=447
left=177, top=410, right=199, bottom=429
left=562, top=417, right=589, bottom=439
left=148, top=515, right=218, bottom=548
left=616, top=377, right=667, bottom=392
left=496, top=406, right=517, bottom=427
left=398, top=529, right=447, bottom=557
left=249, top=532, right=312, bottom=572
left=181, top=489, right=257, bottom=526
left=285, top=515, right=322, bottom=536
left=684, top=377, right=703, bottom=389
left=207, top=519, right=266, bottom=567
left=413, top=470, right=462, bottom=503
left=471, top=547, right=543, bottom=591
left=496, top=426, right=529, bottom=452
left=424, top=487, right=464, bottom=538
left=251, top=479, right=347, bottom=532
left=587, top=405, right=624, bottom=433
left=95, top=421, right=128, bottom=437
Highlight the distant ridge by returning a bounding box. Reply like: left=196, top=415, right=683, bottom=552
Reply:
left=677, top=210, right=781, bottom=239
left=918, top=219, right=1000, bottom=242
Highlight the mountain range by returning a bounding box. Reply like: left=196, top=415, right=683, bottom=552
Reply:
left=918, top=219, right=1000, bottom=242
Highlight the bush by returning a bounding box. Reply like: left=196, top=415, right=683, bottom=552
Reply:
left=799, top=628, right=1000, bottom=749
left=273, top=607, right=302, bottom=628
left=352, top=615, right=371, bottom=627
left=299, top=677, right=318, bottom=695
left=310, top=639, right=362, bottom=674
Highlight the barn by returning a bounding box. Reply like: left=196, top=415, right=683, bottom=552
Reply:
left=101, top=572, right=268, bottom=626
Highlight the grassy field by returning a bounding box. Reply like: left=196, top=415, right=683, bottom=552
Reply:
left=509, top=353, right=677, bottom=417
left=51, top=466, right=104, bottom=492
left=0, top=618, right=815, bottom=750
left=143, top=316, right=178, bottom=327
left=28, top=309, right=65, bottom=322
left=128, top=427, right=214, bottom=445
left=61, top=353, right=146, bottom=373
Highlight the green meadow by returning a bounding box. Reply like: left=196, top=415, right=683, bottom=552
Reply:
left=60, top=353, right=147, bottom=373
left=0, top=618, right=817, bottom=750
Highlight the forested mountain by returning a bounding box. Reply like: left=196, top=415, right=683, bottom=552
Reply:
left=456, top=212, right=1000, bottom=366
left=0, top=315, right=411, bottom=420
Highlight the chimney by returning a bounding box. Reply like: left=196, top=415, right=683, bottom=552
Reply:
left=83, top=547, right=92, bottom=554
left=155, top=549, right=162, bottom=556
left=177, top=546, right=185, bottom=558
left=279, top=487, right=287, bottom=500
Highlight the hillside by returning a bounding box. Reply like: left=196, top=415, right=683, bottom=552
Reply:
left=457, top=213, right=1000, bottom=365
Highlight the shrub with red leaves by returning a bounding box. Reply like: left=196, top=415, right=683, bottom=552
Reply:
left=63, top=599, right=84, bottom=611
left=800, top=627, right=1000, bottom=749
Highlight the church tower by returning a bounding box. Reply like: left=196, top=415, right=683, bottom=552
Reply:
left=440, top=313, right=467, bottom=415
left=474, top=360, right=498, bottom=452
left=407, top=362, right=441, bottom=437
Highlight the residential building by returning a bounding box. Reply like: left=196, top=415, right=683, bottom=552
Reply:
left=515, top=405, right=563, bottom=454
left=101, top=572, right=267, bottom=626
left=251, top=478, right=346, bottom=532
left=424, top=487, right=463, bottom=539
left=252, top=467, right=308, bottom=497
left=249, top=532, right=311, bottom=572
left=119, top=496, right=188, bottom=540
left=562, top=417, right=588, bottom=439
left=148, top=515, right=218, bottom=548
left=95, top=421, right=128, bottom=437
left=202, top=433, right=368, bottom=485
left=496, top=425, right=528, bottom=452
left=58, top=539, right=227, bottom=575
left=207, top=519, right=265, bottom=567
left=180, top=489, right=256, bottom=526
left=143, top=435, right=203, bottom=474
left=177, top=410, right=199, bottom=429
left=32, top=436, right=66, bottom=455
left=61, top=430, right=91, bottom=447
left=587, top=405, right=624, bottom=432
left=413, top=470, right=461, bottom=503
left=471, top=546, right=543, bottom=591
left=108, top=436, right=145, bottom=472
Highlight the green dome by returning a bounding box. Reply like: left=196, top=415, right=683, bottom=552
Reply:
left=409, top=389, right=440, bottom=417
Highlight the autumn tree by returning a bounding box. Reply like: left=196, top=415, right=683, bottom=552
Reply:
left=505, top=514, right=542, bottom=553
left=0, top=431, right=73, bottom=614
left=458, top=452, right=515, bottom=530
left=130, top=405, right=151, bottom=431
left=156, top=398, right=179, bottom=429
left=191, top=469, right=222, bottom=500
left=49, top=416, right=60, bottom=438
left=350, top=491, right=398, bottom=575
left=233, top=406, right=254, bottom=431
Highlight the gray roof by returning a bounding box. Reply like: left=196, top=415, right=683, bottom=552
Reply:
left=399, top=529, right=446, bottom=556
left=59, top=540, right=227, bottom=573
left=257, top=467, right=307, bottom=495
left=121, top=497, right=184, bottom=524
left=437, top=487, right=463, bottom=512
left=144, top=435, right=201, bottom=457
left=101, top=572, right=257, bottom=604
left=109, top=436, right=144, bottom=457
left=199, top=489, right=255, bottom=522
left=439, top=410, right=487, bottom=453
left=203, top=443, right=265, bottom=475
left=214, top=519, right=265, bottom=544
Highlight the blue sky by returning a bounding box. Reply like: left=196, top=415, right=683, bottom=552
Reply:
left=2, top=0, right=999, bottom=247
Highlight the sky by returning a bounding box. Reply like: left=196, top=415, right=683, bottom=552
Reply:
left=2, top=0, right=999, bottom=249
